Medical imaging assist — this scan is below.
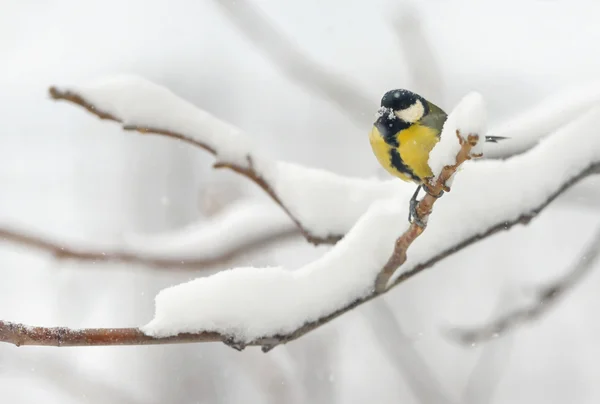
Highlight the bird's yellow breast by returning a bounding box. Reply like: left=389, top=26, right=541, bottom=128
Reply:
left=369, top=123, right=440, bottom=183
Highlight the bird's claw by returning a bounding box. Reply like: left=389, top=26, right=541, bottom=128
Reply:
left=223, top=336, right=246, bottom=351
left=409, top=198, right=427, bottom=227
left=407, top=184, right=446, bottom=227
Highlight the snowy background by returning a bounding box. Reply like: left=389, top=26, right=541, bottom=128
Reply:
left=1, top=0, right=600, bottom=403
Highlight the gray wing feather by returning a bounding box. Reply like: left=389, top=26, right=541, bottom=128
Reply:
left=420, top=101, right=448, bottom=135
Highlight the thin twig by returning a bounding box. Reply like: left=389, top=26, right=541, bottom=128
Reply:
left=460, top=287, right=516, bottom=404
left=374, top=131, right=482, bottom=292
left=5, top=353, right=154, bottom=404
left=391, top=6, right=444, bottom=106
left=211, top=0, right=374, bottom=127
left=48, top=86, right=342, bottom=246
left=452, top=225, right=600, bottom=345
left=0, top=226, right=298, bottom=270
left=363, top=299, right=457, bottom=404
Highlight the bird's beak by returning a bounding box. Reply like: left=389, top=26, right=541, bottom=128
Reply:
left=376, top=106, right=394, bottom=120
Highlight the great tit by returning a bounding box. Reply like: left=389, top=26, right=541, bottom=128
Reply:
left=368, top=89, right=506, bottom=224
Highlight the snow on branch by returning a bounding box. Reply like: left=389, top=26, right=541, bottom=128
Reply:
left=49, top=76, right=403, bottom=244
left=0, top=200, right=297, bottom=270
left=85, top=100, right=600, bottom=350
left=486, top=81, right=600, bottom=158
left=452, top=226, right=600, bottom=345
left=2, top=84, right=599, bottom=351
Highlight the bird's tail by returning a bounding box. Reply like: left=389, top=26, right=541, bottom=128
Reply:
left=484, top=135, right=508, bottom=143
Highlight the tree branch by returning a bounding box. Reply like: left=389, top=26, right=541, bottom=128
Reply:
left=375, top=131, right=482, bottom=292
left=48, top=86, right=343, bottom=245
left=363, top=299, right=457, bottom=404
left=2, top=79, right=596, bottom=350
left=0, top=225, right=298, bottom=270
left=460, top=287, right=516, bottom=404
left=451, top=225, right=600, bottom=345
left=3, top=102, right=597, bottom=350
left=0, top=163, right=595, bottom=350
left=390, top=5, right=444, bottom=106
left=210, top=0, right=374, bottom=127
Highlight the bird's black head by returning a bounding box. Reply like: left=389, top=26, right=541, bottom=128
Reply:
left=381, top=89, right=419, bottom=110
left=377, top=89, right=429, bottom=124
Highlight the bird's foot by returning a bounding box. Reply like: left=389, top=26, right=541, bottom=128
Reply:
left=409, top=197, right=427, bottom=227
left=408, top=184, right=446, bottom=227
left=423, top=183, right=445, bottom=198
left=223, top=336, right=246, bottom=351
left=408, top=185, right=427, bottom=227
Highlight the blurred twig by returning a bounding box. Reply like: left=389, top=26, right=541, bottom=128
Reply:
left=460, top=288, right=516, bottom=404
left=363, top=299, right=457, bottom=404
left=6, top=354, right=153, bottom=404
left=0, top=225, right=298, bottom=270
left=391, top=5, right=444, bottom=106
left=285, top=331, right=338, bottom=404
left=211, top=0, right=373, bottom=126
left=452, top=226, right=600, bottom=345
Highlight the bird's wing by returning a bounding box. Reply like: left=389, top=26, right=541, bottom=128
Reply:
left=420, top=101, right=448, bottom=135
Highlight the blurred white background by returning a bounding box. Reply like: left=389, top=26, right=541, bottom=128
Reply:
left=1, top=0, right=600, bottom=403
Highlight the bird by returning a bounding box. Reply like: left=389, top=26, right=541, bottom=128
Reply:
left=368, top=89, right=506, bottom=225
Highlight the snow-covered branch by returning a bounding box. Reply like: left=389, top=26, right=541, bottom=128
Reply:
left=49, top=76, right=403, bottom=245
left=0, top=200, right=297, bottom=270
left=2, top=86, right=598, bottom=351
left=453, top=226, right=600, bottom=344
left=485, top=81, right=600, bottom=158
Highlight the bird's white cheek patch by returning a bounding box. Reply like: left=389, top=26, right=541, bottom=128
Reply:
left=395, top=100, right=425, bottom=123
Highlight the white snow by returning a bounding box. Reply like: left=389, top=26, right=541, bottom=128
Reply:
left=265, top=162, right=402, bottom=238
left=0, top=199, right=294, bottom=264
left=56, top=75, right=261, bottom=168
left=428, top=92, right=487, bottom=178
left=453, top=92, right=487, bottom=138
left=121, top=199, right=295, bottom=261
left=142, top=197, right=407, bottom=340
left=485, top=80, right=600, bottom=158
left=400, top=106, right=600, bottom=283
left=56, top=76, right=408, bottom=239
left=142, top=105, right=600, bottom=342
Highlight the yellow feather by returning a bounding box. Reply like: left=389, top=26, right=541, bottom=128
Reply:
left=368, top=123, right=440, bottom=183
left=397, top=123, right=440, bottom=180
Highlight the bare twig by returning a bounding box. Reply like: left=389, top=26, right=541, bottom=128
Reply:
left=0, top=225, right=298, bottom=270
left=375, top=131, right=482, bottom=292
left=452, top=225, right=600, bottom=345
left=6, top=353, right=153, bottom=404
left=0, top=321, right=222, bottom=347
left=210, top=0, right=374, bottom=126
left=391, top=6, right=444, bottom=106
left=460, top=287, right=516, bottom=404
left=1, top=161, right=595, bottom=350
left=363, top=299, right=457, bottom=404
left=48, top=86, right=342, bottom=246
